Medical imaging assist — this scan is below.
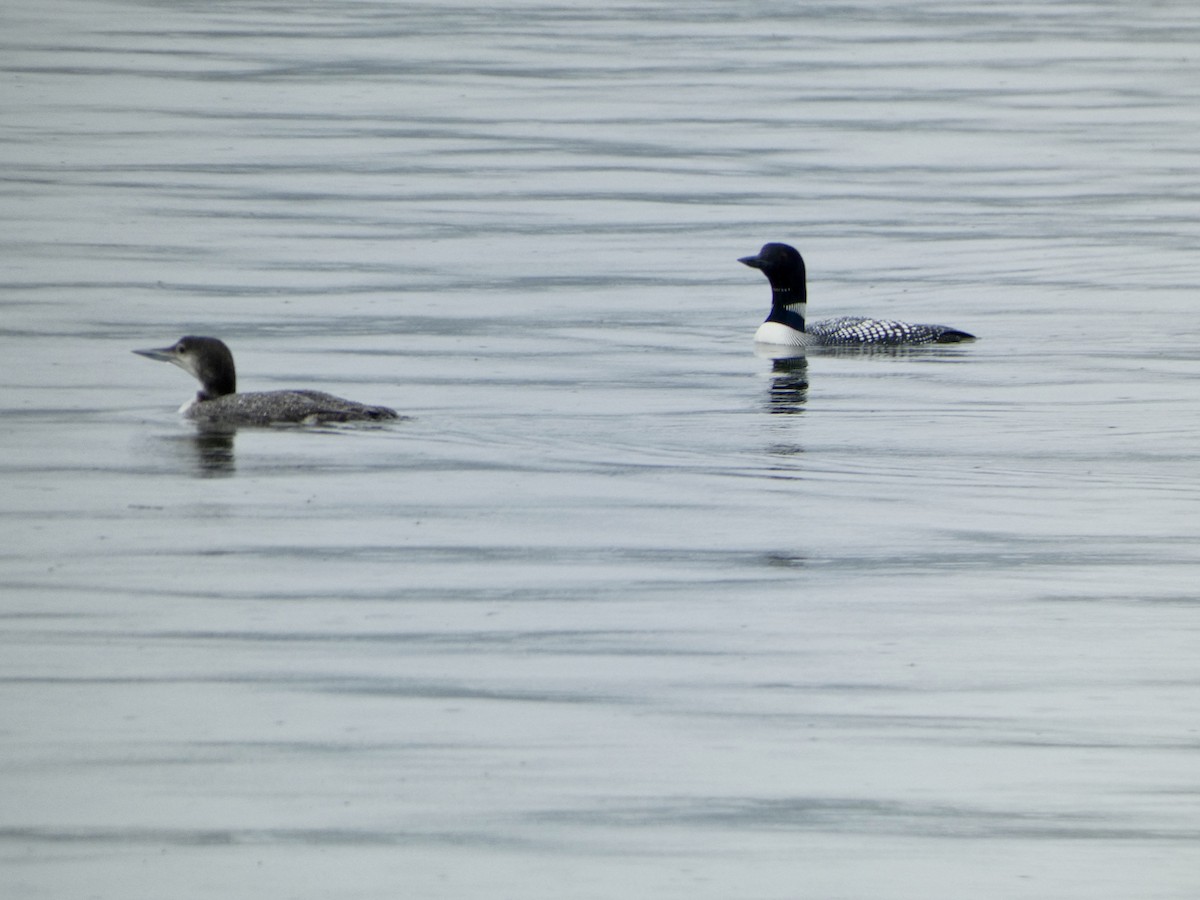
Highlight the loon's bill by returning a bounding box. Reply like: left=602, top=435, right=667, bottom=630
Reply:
left=134, top=335, right=400, bottom=426
left=739, top=242, right=975, bottom=347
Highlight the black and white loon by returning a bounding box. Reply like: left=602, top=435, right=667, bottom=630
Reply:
left=134, top=336, right=400, bottom=426
left=739, top=242, right=975, bottom=347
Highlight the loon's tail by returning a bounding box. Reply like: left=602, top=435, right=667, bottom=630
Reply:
left=935, top=328, right=976, bottom=343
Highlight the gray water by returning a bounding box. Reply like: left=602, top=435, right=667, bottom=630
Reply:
left=2, top=1, right=1198, bottom=897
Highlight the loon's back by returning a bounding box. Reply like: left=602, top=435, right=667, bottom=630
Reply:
left=808, top=316, right=974, bottom=347
left=185, top=390, right=400, bottom=426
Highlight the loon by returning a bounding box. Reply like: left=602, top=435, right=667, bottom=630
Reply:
left=134, top=335, right=400, bottom=426
left=739, top=242, right=975, bottom=347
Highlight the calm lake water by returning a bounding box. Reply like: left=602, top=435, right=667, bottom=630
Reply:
left=2, top=1, right=1198, bottom=897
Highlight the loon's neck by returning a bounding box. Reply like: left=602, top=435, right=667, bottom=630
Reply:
left=189, top=343, right=237, bottom=400
left=766, top=300, right=808, bottom=332
left=765, top=273, right=808, bottom=330
left=193, top=372, right=235, bottom=402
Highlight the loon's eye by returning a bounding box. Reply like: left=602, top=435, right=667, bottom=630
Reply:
left=175, top=341, right=188, bottom=353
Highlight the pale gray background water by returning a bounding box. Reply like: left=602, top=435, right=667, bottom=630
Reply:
left=2, top=1, right=1198, bottom=898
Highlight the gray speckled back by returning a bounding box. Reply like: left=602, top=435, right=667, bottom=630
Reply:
left=185, top=390, right=401, bottom=426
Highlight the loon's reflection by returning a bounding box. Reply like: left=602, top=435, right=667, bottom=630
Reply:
left=192, top=427, right=236, bottom=475
left=764, top=353, right=809, bottom=415
left=163, top=426, right=236, bottom=477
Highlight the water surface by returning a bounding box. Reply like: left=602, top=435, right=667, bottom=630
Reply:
left=2, top=1, right=1198, bottom=898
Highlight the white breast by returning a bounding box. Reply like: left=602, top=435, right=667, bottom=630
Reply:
left=754, top=320, right=816, bottom=347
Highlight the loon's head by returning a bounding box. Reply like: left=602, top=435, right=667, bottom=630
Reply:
left=739, top=242, right=807, bottom=307
left=133, top=335, right=237, bottom=400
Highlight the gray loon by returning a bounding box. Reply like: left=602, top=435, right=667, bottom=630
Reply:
left=739, top=242, right=975, bottom=347
left=134, top=336, right=400, bottom=426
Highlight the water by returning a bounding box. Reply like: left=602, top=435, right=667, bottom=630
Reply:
left=2, top=1, right=1198, bottom=897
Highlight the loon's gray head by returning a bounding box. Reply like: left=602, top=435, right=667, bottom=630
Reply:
left=739, top=242, right=808, bottom=307
left=133, top=335, right=237, bottom=400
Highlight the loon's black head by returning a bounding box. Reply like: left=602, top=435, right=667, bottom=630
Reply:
left=133, top=335, right=237, bottom=400
left=739, top=242, right=807, bottom=306
left=739, top=241, right=806, bottom=321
